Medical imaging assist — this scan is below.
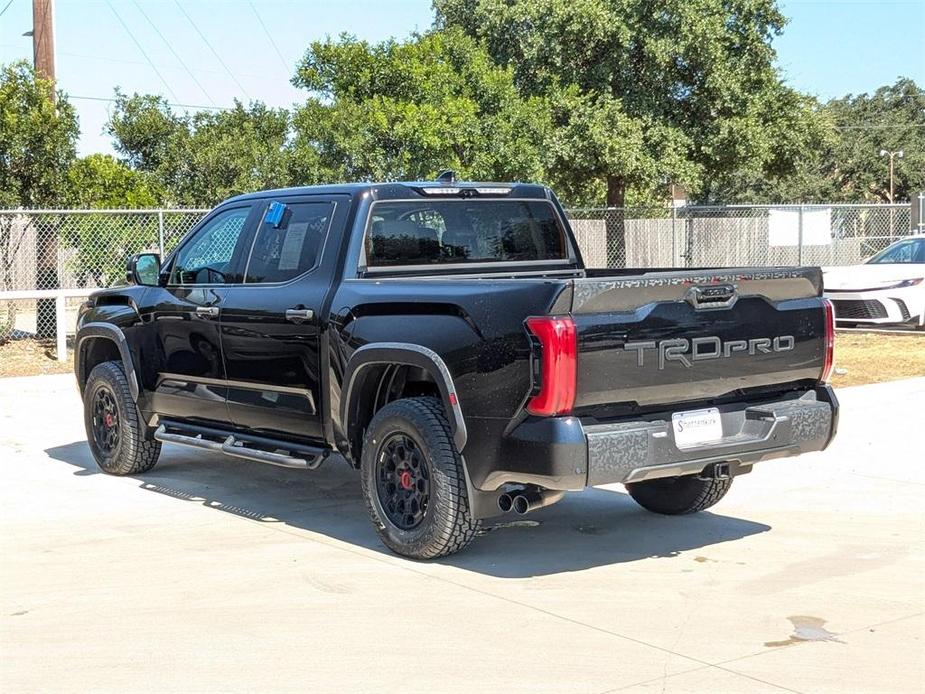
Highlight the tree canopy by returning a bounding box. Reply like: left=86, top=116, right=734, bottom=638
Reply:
left=709, top=78, right=925, bottom=203
left=60, top=154, right=160, bottom=287
left=0, top=61, right=78, bottom=207
left=66, top=154, right=159, bottom=209
left=434, top=0, right=832, bottom=206
left=290, top=28, right=550, bottom=184
left=824, top=78, right=924, bottom=203
left=1, top=5, right=922, bottom=213
left=107, top=93, right=292, bottom=206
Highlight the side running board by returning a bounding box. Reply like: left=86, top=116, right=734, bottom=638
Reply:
left=154, top=422, right=327, bottom=470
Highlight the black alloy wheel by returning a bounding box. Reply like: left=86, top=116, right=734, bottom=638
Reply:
left=91, top=386, right=121, bottom=455
left=359, top=397, right=479, bottom=559
left=375, top=433, right=430, bottom=530
left=83, top=361, right=161, bottom=475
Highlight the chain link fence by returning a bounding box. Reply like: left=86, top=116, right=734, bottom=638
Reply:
left=0, top=203, right=917, bottom=355
left=0, top=209, right=207, bottom=347
left=566, top=203, right=914, bottom=269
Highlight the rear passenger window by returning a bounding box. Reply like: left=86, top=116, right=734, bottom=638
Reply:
left=244, top=201, right=333, bottom=283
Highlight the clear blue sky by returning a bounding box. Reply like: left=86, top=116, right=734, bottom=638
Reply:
left=1, top=0, right=923, bottom=155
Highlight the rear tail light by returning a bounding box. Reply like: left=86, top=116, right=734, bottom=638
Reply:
left=821, top=298, right=835, bottom=383
left=525, top=316, right=577, bottom=416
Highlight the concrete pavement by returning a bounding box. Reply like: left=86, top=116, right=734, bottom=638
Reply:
left=1, top=374, right=923, bottom=693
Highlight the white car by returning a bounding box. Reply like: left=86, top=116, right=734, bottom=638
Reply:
left=823, top=234, right=925, bottom=329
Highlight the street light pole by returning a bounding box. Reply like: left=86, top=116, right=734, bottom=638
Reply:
left=879, top=149, right=904, bottom=203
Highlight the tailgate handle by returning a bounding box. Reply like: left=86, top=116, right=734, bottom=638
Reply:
left=687, top=284, right=737, bottom=310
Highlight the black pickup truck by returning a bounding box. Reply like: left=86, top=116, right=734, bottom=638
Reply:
left=75, top=178, right=838, bottom=558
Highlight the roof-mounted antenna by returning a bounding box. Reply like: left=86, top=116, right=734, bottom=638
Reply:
left=436, top=169, right=457, bottom=184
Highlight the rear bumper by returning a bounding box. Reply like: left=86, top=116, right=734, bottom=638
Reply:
left=584, top=386, right=838, bottom=487
left=474, top=386, right=838, bottom=512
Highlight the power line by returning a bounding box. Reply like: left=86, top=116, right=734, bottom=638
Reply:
left=0, top=43, right=268, bottom=79
left=834, top=123, right=925, bottom=130
left=69, top=94, right=230, bottom=111
left=0, top=0, right=15, bottom=19
left=173, top=0, right=251, bottom=101
left=248, top=0, right=291, bottom=77
left=133, top=1, right=215, bottom=106
left=106, top=0, right=179, bottom=102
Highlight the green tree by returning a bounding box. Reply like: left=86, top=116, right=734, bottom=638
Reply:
left=290, top=29, right=550, bottom=183
left=107, top=93, right=293, bottom=206
left=0, top=61, right=79, bottom=337
left=823, top=78, right=924, bottom=203
left=714, top=78, right=925, bottom=203
left=66, top=154, right=160, bottom=208
left=0, top=61, right=78, bottom=207
left=701, top=91, right=838, bottom=204
left=435, top=0, right=830, bottom=257
left=63, top=154, right=162, bottom=286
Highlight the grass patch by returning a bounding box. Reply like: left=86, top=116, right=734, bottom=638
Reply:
left=0, top=339, right=74, bottom=378
left=831, top=332, right=925, bottom=387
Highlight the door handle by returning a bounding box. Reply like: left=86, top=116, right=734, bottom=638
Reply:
left=285, top=308, right=314, bottom=324
left=195, top=305, right=220, bottom=318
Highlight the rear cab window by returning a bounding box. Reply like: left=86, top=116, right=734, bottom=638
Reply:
left=363, top=199, right=572, bottom=269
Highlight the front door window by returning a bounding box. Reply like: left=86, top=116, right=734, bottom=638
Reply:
left=170, top=207, right=252, bottom=285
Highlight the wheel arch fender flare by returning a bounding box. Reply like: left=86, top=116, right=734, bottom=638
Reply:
left=75, top=323, right=140, bottom=402
left=341, top=342, right=467, bottom=452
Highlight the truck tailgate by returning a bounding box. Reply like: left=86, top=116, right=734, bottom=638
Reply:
left=569, top=268, right=827, bottom=414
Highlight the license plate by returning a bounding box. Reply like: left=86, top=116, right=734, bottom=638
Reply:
left=671, top=408, right=723, bottom=448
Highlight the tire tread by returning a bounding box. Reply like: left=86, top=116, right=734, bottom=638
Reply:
left=626, top=475, right=732, bottom=515
left=361, top=397, right=479, bottom=559
left=84, top=361, right=160, bottom=475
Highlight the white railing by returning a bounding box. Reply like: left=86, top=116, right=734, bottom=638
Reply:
left=0, top=288, right=97, bottom=361
left=0, top=208, right=208, bottom=348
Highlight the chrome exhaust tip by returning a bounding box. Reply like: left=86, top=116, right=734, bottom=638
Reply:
left=497, top=492, right=514, bottom=513
left=512, top=489, right=565, bottom=515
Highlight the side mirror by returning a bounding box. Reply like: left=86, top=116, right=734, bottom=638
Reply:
left=127, top=253, right=161, bottom=286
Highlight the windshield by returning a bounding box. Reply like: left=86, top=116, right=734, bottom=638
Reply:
left=867, top=238, right=925, bottom=264
left=365, top=199, right=570, bottom=267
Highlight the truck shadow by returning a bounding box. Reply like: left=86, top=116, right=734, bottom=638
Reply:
left=45, top=441, right=771, bottom=578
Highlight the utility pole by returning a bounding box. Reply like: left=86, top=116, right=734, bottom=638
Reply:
left=33, top=0, right=58, bottom=339
left=33, top=0, right=55, bottom=87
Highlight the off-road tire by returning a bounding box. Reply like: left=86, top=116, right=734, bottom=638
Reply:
left=84, top=361, right=161, bottom=475
left=360, top=397, right=479, bottom=559
left=625, top=474, right=733, bottom=515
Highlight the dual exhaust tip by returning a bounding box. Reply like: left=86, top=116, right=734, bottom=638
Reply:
left=497, top=488, right=565, bottom=515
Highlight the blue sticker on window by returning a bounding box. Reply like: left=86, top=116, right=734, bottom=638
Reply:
left=264, top=201, right=286, bottom=227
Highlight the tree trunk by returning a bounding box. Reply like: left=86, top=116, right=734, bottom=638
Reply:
left=35, top=219, right=59, bottom=339
left=605, top=174, right=627, bottom=268
left=0, top=217, right=17, bottom=344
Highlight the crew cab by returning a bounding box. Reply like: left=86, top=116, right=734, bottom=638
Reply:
left=75, top=178, right=839, bottom=559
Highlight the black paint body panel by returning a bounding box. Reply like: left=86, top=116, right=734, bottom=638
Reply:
left=75, top=182, right=837, bottom=512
